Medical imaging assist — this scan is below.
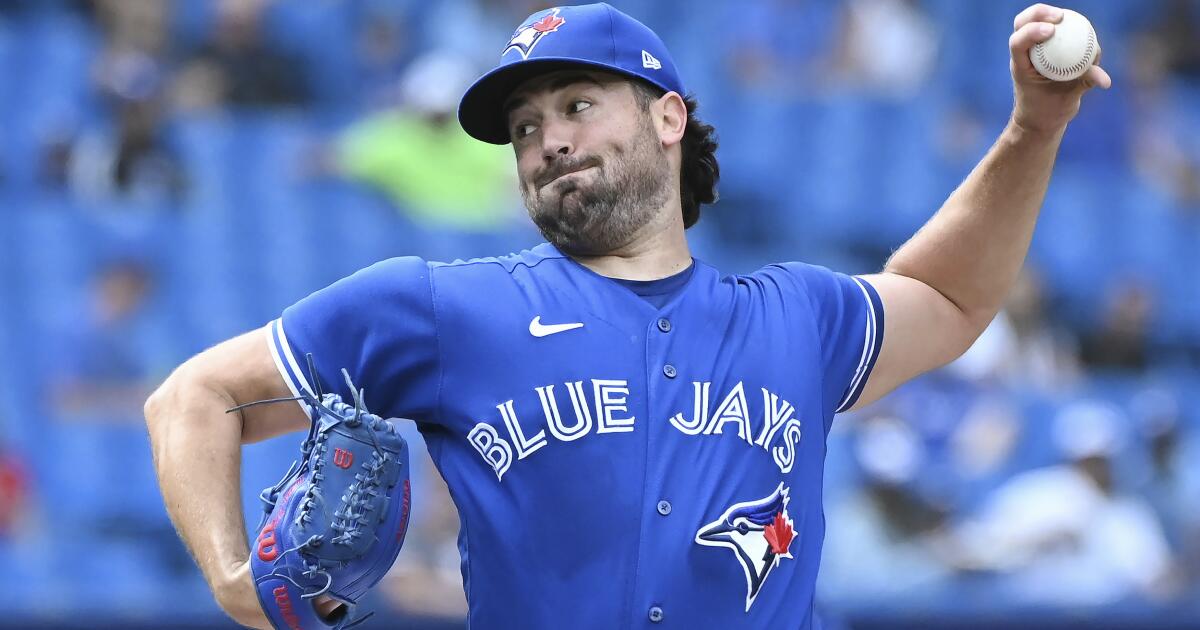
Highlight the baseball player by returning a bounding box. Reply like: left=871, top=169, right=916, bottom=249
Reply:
left=145, top=3, right=1110, bottom=628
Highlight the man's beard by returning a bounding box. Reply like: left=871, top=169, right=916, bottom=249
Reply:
left=521, top=124, right=670, bottom=257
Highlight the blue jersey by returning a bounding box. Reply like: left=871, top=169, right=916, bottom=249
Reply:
left=268, top=243, right=884, bottom=629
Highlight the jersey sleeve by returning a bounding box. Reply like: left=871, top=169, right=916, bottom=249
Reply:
left=770, top=263, right=885, bottom=416
left=267, top=256, right=440, bottom=423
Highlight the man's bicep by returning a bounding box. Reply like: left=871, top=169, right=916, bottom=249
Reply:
left=187, top=324, right=310, bottom=443
left=848, top=272, right=977, bottom=410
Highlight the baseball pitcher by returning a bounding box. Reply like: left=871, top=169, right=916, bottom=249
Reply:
left=145, top=3, right=1109, bottom=628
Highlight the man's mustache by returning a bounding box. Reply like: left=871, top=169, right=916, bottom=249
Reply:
left=535, top=156, right=602, bottom=189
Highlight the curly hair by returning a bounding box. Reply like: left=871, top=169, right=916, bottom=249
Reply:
left=631, top=82, right=719, bottom=229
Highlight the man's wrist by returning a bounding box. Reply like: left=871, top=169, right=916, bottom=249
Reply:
left=1006, top=114, right=1068, bottom=146
left=214, top=561, right=271, bottom=629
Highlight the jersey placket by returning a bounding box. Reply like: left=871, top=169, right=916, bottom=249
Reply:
left=627, top=309, right=679, bottom=627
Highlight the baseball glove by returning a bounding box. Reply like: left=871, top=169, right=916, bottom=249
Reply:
left=233, top=368, right=411, bottom=630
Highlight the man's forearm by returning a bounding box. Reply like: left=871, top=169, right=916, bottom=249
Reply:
left=884, top=119, right=1065, bottom=332
left=144, top=367, right=263, bottom=624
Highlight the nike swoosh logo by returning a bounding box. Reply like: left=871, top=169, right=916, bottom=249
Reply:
left=529, top=316, right=584, bottom=337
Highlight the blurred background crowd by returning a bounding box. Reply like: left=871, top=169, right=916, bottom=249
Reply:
left=0, top=0, right=1198, bottom=628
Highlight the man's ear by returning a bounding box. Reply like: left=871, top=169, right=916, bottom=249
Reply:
left=653, top=91, right=687, bottom=147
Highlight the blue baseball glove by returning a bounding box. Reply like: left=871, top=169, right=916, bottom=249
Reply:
left=240, top=370, right=411, bottom=630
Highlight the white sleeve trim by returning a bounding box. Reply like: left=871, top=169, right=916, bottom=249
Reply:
left=835, top=277, right=881, bottom=413
left=267, top=318, right=316, bottom=413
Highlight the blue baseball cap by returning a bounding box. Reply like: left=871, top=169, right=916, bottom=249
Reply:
left=458, top=3, right=685, bottom=145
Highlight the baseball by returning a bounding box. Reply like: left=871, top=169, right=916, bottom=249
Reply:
left=1029, top=8, right=1098, bottom=81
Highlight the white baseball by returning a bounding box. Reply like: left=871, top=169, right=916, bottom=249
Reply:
left=1028, top=9, right=1098, bottom=81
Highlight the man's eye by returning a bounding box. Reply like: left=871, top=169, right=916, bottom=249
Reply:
left=570, top=100, right=592, bottom=113
left=515, top=123, right=537, bottom=138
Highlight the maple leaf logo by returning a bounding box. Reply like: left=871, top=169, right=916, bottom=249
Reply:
left=503, top=10, right=566, bottom=60
left=763, top=511, right=794, bottom=556
left=530, top=13, right=566, bottom=33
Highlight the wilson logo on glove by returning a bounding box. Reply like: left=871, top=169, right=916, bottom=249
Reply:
left=257, top=519, right=280, bottom=562
left=396, top=479, right=411, bottom=543
left=228, top=361, right=412, bottom=630
left=271, top=586, right=303, bottom=630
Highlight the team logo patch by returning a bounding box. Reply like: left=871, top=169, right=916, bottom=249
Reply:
left=503, top=8, right=566, bottom=60
left=695, top=482, right=797, bottom=611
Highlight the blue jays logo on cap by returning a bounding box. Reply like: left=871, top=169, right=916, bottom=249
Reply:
left=696, top=483, right=797, bottom=611
left=503, top=8, right=567, bottom=60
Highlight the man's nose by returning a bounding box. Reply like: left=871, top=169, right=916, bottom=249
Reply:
left=540, top=118, right=574, bottom=161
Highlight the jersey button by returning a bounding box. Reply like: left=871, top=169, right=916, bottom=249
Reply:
left=656, top=317, right=672, bottom=333
left=656, top=500, right=672, bottom=516
left=663, top=364, right=677, bottom=379
left=648, top=606, right=664, bottom=623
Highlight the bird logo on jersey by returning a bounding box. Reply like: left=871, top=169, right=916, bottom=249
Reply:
left=503, top=8, right=566, bottom=59
left=695, top=482, right=797, bottom=611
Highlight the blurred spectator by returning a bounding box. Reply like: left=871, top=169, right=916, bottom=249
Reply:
left=948, top=400, right=1178, bottom=605
left=334, top=51, right=518, bottom=231
left=382, top=457, right=467, bottom=620
left=1151, top=0, right=1200, bottom=79
left=1131, top=388, right=1200, bottom=581
left=948, top=396, right=1023, bottom=483
left=1128, top=5, right=1200, bottom=209
left=175, top=0, right=310, bottom=109
left=948, top=269, right=1081, bottom=390
left=353, top=9, right=412, bottom=109
left=39, top=257, right=183, bottom=567
left=90, top=0, right=170, bottom=56
left=40, top=0, right=186, bottom=203
left=62, top=85, right=186, bottom=203
left=834, top=0, right=938, bottom=100
left=0, top=441, right=30, bottom=539
left=49, top=260, right=161, bottom=423
left=821, top=414, right=952, bottom=601
left=1079, top=278, right=1156, bottom=371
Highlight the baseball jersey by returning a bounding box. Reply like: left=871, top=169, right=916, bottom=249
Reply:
left=268, top=242, right=884, bottom=629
